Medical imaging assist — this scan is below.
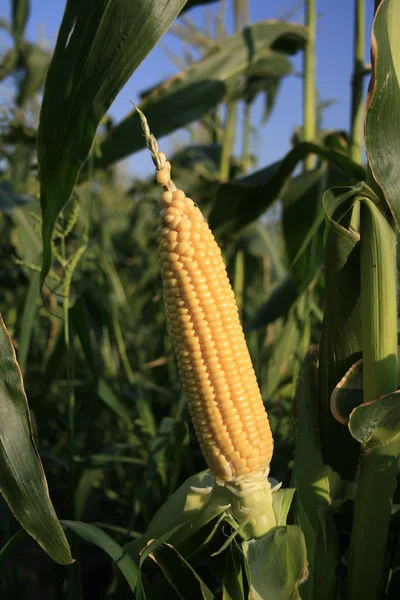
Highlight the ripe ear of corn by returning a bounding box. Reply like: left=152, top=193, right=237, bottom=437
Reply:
left=157, top=185, right=273, bottom=483
left=136, top=106, right=277, bottom=539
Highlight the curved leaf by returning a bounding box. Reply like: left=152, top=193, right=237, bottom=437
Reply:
left=208, top=143, right=365, bottom=237
left=11, top=0, right=30, bottom=43
left=99, top=21, right=308, bottom=167
left=0, top=316, right=73, bottom=565
left=365, top=0, right=400, bottom=230
left=63, top=520, right=139, bottom=593
left=38, top=0, right=187, bottom=286
left=180, top=0, right=219, bottom=13
left=146, top=542, right=214, bottom=600
left=318, top=182, right=386, bottom=478
left=349, top=391, right=400, bottom=450
left=16, top=42, right=50, bottom=106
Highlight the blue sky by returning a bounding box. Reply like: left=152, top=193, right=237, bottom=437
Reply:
left=0, top=0, right=374, bottom=178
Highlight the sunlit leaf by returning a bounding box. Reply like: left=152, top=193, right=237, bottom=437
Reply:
left=99, top=21, right=308, bottom=167
left=11, top=0, right=30, bottom=43
left=243, top=526, right=308, bottom=600
left=365, top=0, right=400, bottom=230
left=38, top=0, right=187, bottom=286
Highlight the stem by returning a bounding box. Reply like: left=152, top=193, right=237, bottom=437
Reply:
left=350, top=0, right=365, bottom=164
left=61, top=234, right=82, bottom=600
left=348, top=199, right=398, bottom=600
left=303, top=0, right=316, bottom=171
left=219, top=100, right=237, bottom=182
left=241, top=101, right=251, bottom=173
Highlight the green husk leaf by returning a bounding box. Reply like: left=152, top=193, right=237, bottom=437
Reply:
left=125, top=471, right=231, bottom=561
left=291, top=348, right=339, bottom=600
left=223, top=545, right=245, bottom=600
left=145, top=542, right=214, bottom=600
left=242, top=526, right=308, bottom=600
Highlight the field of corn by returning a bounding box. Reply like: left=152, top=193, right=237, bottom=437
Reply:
left=1, top=0, right=400, bottom=598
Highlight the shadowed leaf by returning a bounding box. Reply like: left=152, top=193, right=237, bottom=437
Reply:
left=0, top=316, right=73, bottom=565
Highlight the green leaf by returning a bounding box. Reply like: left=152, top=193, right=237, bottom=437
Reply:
left=16, top=42, right=51, bottom=106
left=11, top=0, right=30, bottom=43
left=99, top=21, right=308, bottom=167
left=126, top=470, right=230, bottom=561
left=63, top=520, right=139, bottom=593
left=0, top=529, right=28, bottom=566
left=242, top=526, right=308, bottom=600
left=349, top=391, right=400, bottom=449
left=318, top=185, right=364, bottom=479
left=247, top=276, right=297, bottom=330
left=282, top=166, right=325, bottom=287
left=10, top=202, right=42, bottom=266
left=291, top=349, right=339, bottom=600
left=17, top=271, right=40, bottom=373
left=0, top=316, right=73, bottom=565
left=223, top=545, right=245, bottom=600
left=37, top=0, right=187, bottom=287
left=208, top=143, right=365, bottom=237
left=180, top=0, right=219, bottom=13
left=271, top=487, right=295, bottom=527
left=70, top=299, right=132, bottom=424
left=330, top=359, right=364, bottom=425
left=146, top=542, right=214, bottom=600
left=262, top=299, right=302, bottom=400
left=365, top=0, right=400, bottom=230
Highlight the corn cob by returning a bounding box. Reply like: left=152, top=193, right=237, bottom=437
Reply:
left=137, top=109, right=273, bottom=486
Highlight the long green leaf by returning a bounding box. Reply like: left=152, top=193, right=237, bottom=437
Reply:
left=17, top=271, right=40, bottom=373
left=38, top=0, right=187, bottom=286
left=11, top=0, right=30, bottom=43
left=0, top=316, right=73, bottom=565
left=291, top=349, right=339, bottom=600
left=63, top=520, right=139, bottom=593
left=365, top=0, right=400, bottom=230
left=148, top=542, right=214, bottom=600
left=208, top=143, right=365, bottom=237
left=99, top=21, right=307, bottom=167
left=317, top=186, right=363, bottom=478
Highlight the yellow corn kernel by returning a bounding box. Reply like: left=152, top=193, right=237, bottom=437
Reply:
left=158, top=188, right=273, bottom=483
